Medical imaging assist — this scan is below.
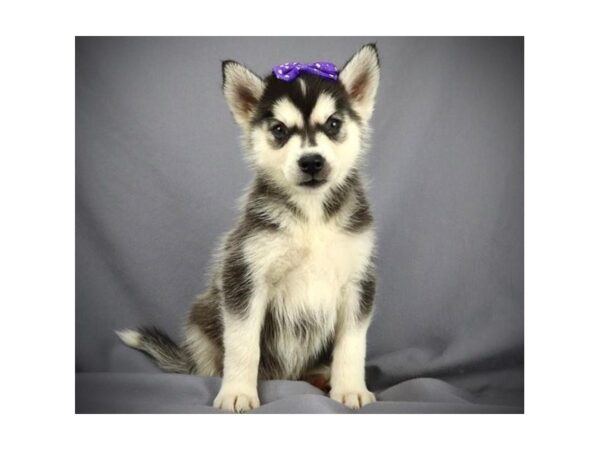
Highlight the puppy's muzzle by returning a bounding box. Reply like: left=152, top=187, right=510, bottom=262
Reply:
left=297, top=153, right=330, bottom=188
left=298, top=153, right=325, bottom=176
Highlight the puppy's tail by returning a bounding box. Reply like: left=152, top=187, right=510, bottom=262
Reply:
left=116, top=327, right=194, bottom=374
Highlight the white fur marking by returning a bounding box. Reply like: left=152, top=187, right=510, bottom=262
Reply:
left=298, top=78, right=307, bottom=97
left=115, top=329, right=141, bottom=348
left=310, top=93, right=336, bottom=125
left=272, top=97, right=303, bottom=128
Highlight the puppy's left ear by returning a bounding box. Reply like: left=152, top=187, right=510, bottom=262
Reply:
left=222, top=60, right=265, bottom=130
left=339, top=44, right=380, bottom=122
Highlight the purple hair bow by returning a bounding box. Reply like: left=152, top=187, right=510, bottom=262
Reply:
left=273, top=61, right=338, bottom=82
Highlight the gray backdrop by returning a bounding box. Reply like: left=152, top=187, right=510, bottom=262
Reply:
left=76, top=37, right=523, bottom=413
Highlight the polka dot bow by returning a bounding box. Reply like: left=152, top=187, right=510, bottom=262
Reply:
left=272, top=61, right=338, bottom=82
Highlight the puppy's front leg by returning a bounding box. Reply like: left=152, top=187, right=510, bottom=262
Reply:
left=213, top=293, right=267, bottom=413
left=329, top=281, right=376, bottom=410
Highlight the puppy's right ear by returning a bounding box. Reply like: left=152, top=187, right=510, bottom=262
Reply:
left=222, top=60, right=265, bottom=130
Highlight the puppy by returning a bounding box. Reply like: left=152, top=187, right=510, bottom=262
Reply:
left=118, top=43, right=380, bottom=412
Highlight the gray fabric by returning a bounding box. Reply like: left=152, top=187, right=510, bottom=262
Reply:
left=76, top=37, right=523, bottom=413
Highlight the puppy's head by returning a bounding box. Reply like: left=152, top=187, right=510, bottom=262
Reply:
left=222, top=44, right=380, bottom=194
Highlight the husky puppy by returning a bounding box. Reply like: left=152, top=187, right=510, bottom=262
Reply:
left=118, top=44, right=380, bottom=412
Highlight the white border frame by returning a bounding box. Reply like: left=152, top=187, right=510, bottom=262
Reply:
left=3, top=1, right=599, bottom=448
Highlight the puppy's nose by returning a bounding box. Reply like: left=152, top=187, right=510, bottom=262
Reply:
left=298, top=153, right=325, bottom=175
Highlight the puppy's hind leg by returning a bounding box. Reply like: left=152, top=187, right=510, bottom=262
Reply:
left=186, top=292, right=225, bottom=377
left=184, top=325, right=223, bottom=377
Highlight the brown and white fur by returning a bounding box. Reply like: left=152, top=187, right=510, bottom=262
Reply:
left=117, top=44, right=381, bottom=412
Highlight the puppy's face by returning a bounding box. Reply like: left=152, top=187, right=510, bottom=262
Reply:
left=222, top=44, right=380, bottom=194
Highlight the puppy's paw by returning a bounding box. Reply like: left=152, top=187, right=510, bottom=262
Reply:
left=213, top=389, right=260, bottom=413
left=330, top=388, right=376, bottom=409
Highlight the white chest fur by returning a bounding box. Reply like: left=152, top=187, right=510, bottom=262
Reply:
left=245, top=221, right=374, bottom=305
left=243, top=220, right=374, bottom=377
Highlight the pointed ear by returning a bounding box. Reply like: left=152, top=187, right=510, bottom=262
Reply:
left=222, top=60, right=265, bottom=129
left=339, top=44, right=380, bottom=122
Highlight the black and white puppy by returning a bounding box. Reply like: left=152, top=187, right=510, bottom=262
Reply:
left=118, top=44, right=380, bottom=412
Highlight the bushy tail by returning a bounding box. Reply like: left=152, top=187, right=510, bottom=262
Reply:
left=116, top=327, right=194, bottom=374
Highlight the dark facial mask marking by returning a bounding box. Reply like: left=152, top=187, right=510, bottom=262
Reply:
left=252, top=73, right=360, bottom=150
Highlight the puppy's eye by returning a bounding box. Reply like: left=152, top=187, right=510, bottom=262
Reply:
left=325, top=116, right=342, bottom=136
left=270, top=122, right=289, bottom=140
